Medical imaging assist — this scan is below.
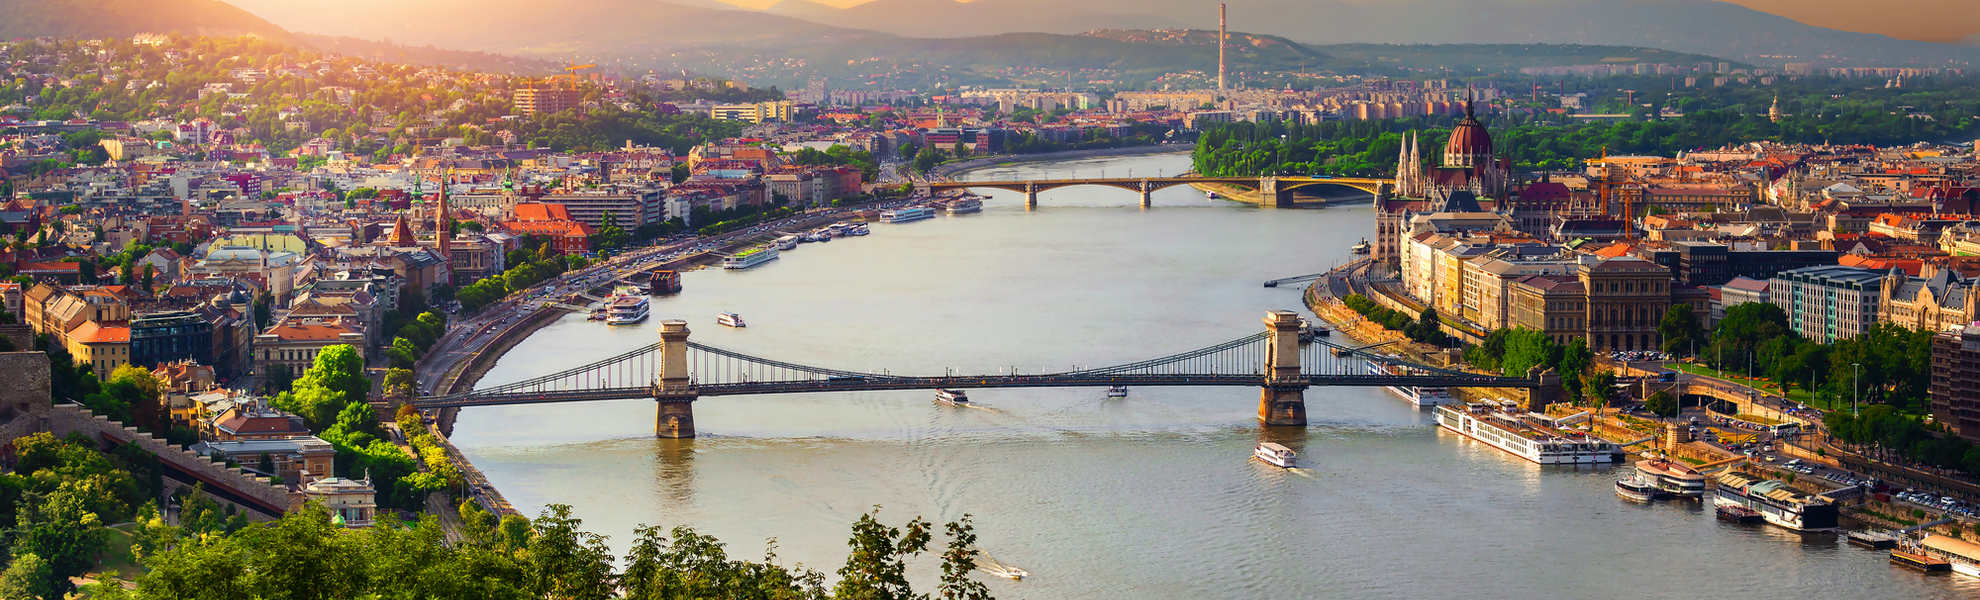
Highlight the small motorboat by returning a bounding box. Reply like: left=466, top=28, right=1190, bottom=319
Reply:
left=1254, top=442, right=1297, bottom=468
left=717, top=312, right=746, bottom=328
left=935, top=389, right=969, bottom=406
left=1615, top=474, right=1658, bottom=502
left=1106, top=386, right=1128, bottom=398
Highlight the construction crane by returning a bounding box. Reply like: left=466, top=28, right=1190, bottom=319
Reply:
left=552, top=62, right=597, bottom=90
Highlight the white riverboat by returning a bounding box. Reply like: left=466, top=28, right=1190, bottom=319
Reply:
left=1712, top=471, right=1839, bottom=532
left=716, top=312, right=746, bottom=328
left=1433, top=402, right=1624, bottom=464
left=880, top=206, right=936, bottom=223
left=1106, top=386, right=1128, bottom=398
left=1634, top=459, right=1707, bottom=499
left=722, top=246, right=779, bottom=269
left=1615, top=473, right=1659, bottom=502
left=944, top=197, right=983, bottom=214
left=604, top=295, right=649, bottom=325
left=775, top=235, right=799, bottom=250
left=1254, top=442, right=1297, bottom=468
left=935, top=389, right=969, bottom=406
left=1367, top=361, right=1454, bottom=407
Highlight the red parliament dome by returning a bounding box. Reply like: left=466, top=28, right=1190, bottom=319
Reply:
left=1443, top=98, right=1493, bottom=168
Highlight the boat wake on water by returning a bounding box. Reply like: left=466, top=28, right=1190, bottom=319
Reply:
left=975, top=555, right=1029, bottom=580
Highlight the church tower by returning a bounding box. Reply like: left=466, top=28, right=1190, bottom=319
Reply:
left=435, top=170, right=452, bottom=261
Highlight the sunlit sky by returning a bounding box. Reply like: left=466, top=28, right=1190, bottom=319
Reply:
left=707, top=0, right=1979, bottom=44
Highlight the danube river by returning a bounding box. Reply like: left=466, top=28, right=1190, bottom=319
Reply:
left=453, top=153, right=1976, bottom=599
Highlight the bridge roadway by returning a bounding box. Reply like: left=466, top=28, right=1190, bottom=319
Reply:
left=415, top=310, right=1544, bottom=437
left=414, top=372, right=1531, bottom=409
left=927, top=175, right=1391, bottom=208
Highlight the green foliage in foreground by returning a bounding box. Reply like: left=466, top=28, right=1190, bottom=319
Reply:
left=108, top=503, right=997, bottom=600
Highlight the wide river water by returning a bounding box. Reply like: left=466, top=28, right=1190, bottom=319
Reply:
left=454, top=153, right=1977, bottom=598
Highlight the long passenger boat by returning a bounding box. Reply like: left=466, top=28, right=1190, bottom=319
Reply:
left=1432, top=402, right=1624, bottom=464
left=1711, top=471, right=1839, bottom=532
left=1367, top=361, right=1453, bottom=407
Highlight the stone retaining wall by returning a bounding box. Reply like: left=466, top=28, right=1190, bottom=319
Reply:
left=48, top=405, right=290, bottom=518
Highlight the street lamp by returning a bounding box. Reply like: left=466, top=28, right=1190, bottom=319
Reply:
left=1852, top=363, right=1860, bottom=416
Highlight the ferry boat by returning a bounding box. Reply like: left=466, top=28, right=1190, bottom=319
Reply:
left=1717, top=505, right=1764, bottom=524
left=1432, top=402, right=1625, bottom=464
left=1911, top=535, right=1980, bottom=577
left=1106, top=386, right=1129, bottom=398
left=775, top=235, right=800, bottom=250
left=716, top=312, right=746, bottom=328
left=1368, top=362, right=1455, bottom=407
left=722, top=246, right=779, bottom=270
left=847, top=224, right=870, bottom=236
left=649, top=270, right=682, bottom=294
left=1712, top=471, right=1839, bottom=532
left=605, top=295, right=650, bottom=325
left=1634, top=459, right=1707, bottom=499
left=879, top=206, right=936, bottom=223
left=1254, top=442, right=1297, bottom=468
left=935, top=389, right=969, bottom=406
left=1350, top=238, right=1372, bottom=254
left=1615, top=473, right=1659, bottom=502
left=944, top=197, right=983, bottom=214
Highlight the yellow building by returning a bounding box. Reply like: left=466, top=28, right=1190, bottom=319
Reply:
left=65, top=321, right=130, bottom=375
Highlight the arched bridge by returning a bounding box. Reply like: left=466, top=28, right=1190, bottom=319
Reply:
left=928, top=176, right=1392, bottom=207
left=415, top=311, right=1536, bottom=437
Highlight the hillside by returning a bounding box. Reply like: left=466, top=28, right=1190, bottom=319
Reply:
left=781, top=31, right=1327, bottom=76
left=1311, top=43, right=1736, bottom=72
left=0, top=0, right=292, bottom=42
left=225, top=0, right=884, bottom=55
left=729, top=0, right=1980, bottom=67
left=292, top=34, right=560, bottom=75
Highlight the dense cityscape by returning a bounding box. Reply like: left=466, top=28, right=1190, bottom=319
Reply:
left=2, top=0, right=1980, bottom=596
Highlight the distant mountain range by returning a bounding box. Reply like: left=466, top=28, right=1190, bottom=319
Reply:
left=734, top=0, right=1980, bottom=67
left=0, top=0, right=292, bottom=42
left=7, top=0, right=1975, bottom=74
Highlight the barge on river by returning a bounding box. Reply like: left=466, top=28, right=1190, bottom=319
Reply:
left=1711, top=471, right=1839, bottom=532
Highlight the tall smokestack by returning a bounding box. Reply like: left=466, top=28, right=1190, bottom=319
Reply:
left=1218, top=3, right=1227, bottom=94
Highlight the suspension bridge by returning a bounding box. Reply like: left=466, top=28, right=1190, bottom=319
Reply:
left=414, top=311, right=1542, bottom=437
left=926, top=176, right=1392, bottom=208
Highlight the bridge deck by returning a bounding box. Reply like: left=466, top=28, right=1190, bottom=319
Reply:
left=415, top=373, right=1532, bottom=408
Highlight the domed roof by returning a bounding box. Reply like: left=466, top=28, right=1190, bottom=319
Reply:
left=1444, top=99, right=1493, bottom=163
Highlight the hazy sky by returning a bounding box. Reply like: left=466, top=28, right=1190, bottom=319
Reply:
left=710, top=0, right=1980, bottom=43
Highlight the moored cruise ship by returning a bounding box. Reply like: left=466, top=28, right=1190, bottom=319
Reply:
left=1712, top=471, right=1839, bottom=532
left=879, top=206, right=936, bottom=223
left=1634, top=459, right=1707, bottom=499
left=605, top=295, right=650, bottom=325
left=1367, top=361, right=1454, bottom=407
left=722, top=246, right=779, bottom=269
left=1433, top=402, right=1624, bottom=464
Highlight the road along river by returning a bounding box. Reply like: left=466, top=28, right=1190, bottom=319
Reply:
left=451, top=153, right=1977, bottom=599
